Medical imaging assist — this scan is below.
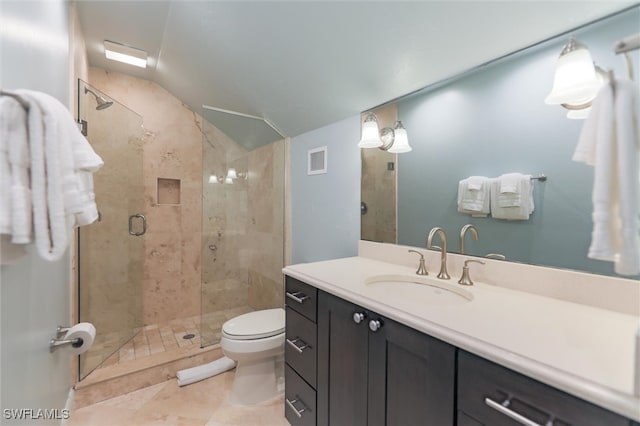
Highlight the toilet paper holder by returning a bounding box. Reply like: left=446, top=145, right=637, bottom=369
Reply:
left=50, top=325, right=83, bottom=353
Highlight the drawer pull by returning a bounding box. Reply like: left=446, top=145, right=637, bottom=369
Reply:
left=286, top=291, right=309, bottom=304
left=286, top=397, right=307, bottom=418
left=485, top=397, right=554, bottom=426
left=286, top=337, right=309, bottom=354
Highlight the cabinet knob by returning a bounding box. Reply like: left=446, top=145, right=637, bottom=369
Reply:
left=369, top=319, right=383, bottom=332
left=353, top=312, right=366, bottom=324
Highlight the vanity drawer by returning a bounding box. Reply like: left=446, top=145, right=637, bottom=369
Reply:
left=457, top=350, right=629, bottom=426
left=457, top=411, right=483, bottom=426
left=285, top=276, right=317, bottom=321
left=286, top=307, right=317, bottom=388
left=285, top=364, right=316, bottom=426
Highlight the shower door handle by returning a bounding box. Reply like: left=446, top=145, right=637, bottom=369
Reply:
left=128, top=214, right=147, bottom=236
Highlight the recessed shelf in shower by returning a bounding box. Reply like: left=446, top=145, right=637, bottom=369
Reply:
left=157, top=178, right=181, bottom=205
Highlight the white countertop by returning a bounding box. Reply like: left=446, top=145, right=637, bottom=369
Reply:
left=283, top=256, right=640, bottom=421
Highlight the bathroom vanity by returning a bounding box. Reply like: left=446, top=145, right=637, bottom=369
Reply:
left=282, top=243, right=640, bottom=426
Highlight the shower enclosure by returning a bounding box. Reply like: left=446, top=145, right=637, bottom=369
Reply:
left=77, top=80, right=145, bottom=379
left=76, top=78, right=285, bottom=382
left=199, top=109, right=285, bottom=346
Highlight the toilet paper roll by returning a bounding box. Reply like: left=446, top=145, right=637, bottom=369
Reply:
left=64, top=322, right=96, bottom=355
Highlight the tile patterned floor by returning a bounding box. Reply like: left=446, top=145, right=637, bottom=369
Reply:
left=68, top=369, right=289, bottom=426
left=86, top=306, right=254, bottom=372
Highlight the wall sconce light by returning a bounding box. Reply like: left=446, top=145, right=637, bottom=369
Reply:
left=359, top=113, right=412, bottom=153
left=545, top=37, right=603, bottom=114
left=208, top=174, right=220, bottom=184
left=385, top=121, right=412, bottom=153
left=358, top=112, right=383, bottom=148
left=226, top=168, right=247, bottom=180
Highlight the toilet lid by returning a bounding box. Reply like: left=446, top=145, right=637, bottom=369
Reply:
left=222, top=308, right=285, bottom=340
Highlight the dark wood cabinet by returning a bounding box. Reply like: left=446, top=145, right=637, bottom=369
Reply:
left=317, top=291, right=369, bottom=426
left=284, top=274, right=637, bottom=426
left=457, top=350, right=631, bottom=426
left=285, top=277, right=318, bottom=426
left=317, top=290, right=456, bottom=426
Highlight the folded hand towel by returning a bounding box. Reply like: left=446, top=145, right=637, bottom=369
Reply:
left=458, top=176, right=490, bottom=217
left=490, top=174, right=533, bottom=220
left=574, top=79, right=639, bottom=276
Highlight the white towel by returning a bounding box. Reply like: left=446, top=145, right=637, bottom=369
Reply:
left=15, top=90, right=104, bottom=261
left=457, top=176, right=490, bottom=217
left=573, top=79, right=640, bottom=276
left=490, top=174, right=533, bottom=220
left=0, top=96, right=32, bottom=244
left=498, top=174, right=520, bottom=208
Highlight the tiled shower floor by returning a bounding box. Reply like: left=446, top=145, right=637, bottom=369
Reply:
left=91, top=306, right=253, bottom=371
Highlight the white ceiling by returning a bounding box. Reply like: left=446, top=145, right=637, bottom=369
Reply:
left=76, top=1, right=637, bottom=139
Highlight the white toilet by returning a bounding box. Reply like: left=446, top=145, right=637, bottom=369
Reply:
left=220, top=308, right=286, bottom=405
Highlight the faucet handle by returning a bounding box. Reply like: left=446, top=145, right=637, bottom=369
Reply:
left=408, top=250, right=428, bottom=276
left=458, top=259, right=485, bottom=286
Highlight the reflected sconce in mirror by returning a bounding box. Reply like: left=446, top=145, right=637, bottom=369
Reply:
left=545, top=37, right=605, bottom=119
left=226, top=168, right=247, bottom=180
left=359, top=112, right=412, bottom=153
left=384, top=121, right=412, bottom=153
left=358, top=112, right=383, bottom=148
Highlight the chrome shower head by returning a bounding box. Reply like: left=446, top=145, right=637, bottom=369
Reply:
left=84, top=87, right=113, bottom=110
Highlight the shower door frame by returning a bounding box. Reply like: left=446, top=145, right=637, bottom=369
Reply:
left=76, top=79, right=145, bottom=379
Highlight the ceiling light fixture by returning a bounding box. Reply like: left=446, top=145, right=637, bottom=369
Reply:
left=104, top=40, right=147, bottom=68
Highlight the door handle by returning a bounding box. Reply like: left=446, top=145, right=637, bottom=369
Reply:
left=128, top=214, right=147, bottom=236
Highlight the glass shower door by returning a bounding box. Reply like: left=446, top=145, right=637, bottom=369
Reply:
left=77, top=80, right=145, bottom=379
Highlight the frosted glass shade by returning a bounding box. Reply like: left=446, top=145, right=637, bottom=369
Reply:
left=388, top=121, right=412, bottom=153
left=358, top=113, right=382, bottom=148
left=545, top=41, right=601, bottom=105
left=208, top=175, right=219, bottom=183
left=226, top=168, right=238, bottom=179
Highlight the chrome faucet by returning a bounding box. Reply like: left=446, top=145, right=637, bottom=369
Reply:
left=426, top=227, right=450, bottom=279
left=408, top=250, right=428, bottom=275
left=459, top=224, right=478, bottom=255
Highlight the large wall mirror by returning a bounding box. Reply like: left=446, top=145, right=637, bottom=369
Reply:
left=361, top=6, right=639, bottom=278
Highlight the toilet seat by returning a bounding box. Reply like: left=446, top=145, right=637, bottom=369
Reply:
left=222, top=308, right=285, bottom=340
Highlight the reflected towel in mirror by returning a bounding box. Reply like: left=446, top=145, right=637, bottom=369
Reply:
left=458, top=176, right=490, bottom=217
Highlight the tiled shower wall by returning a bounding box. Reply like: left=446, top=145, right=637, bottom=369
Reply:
left=88, top=68, right=203, bottom=325
left=201, top=120, right=285, bottom=344
left=87, top=68, right=284, bottom=332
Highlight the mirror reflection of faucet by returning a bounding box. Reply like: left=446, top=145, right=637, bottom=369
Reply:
left=485, top=253, right=506, bottom=260
left=459, top=224, right=478, bottom=255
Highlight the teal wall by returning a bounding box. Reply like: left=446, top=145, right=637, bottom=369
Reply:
left=397, top=7, right=639, bottom=276
left=291, top=115, right=361, bottom=263
left=1, top=1, right=73, bottom=421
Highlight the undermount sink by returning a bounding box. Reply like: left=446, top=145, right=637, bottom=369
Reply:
left=364, top=274, right=473, bottom=306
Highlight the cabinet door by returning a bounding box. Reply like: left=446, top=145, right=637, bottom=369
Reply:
left=368, top=316, right=456, bottom=426
left=317, top=291, right=369, bottom=426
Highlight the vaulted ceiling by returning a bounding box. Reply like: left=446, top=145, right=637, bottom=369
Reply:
left=76, top=1, right=635, bottom=139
